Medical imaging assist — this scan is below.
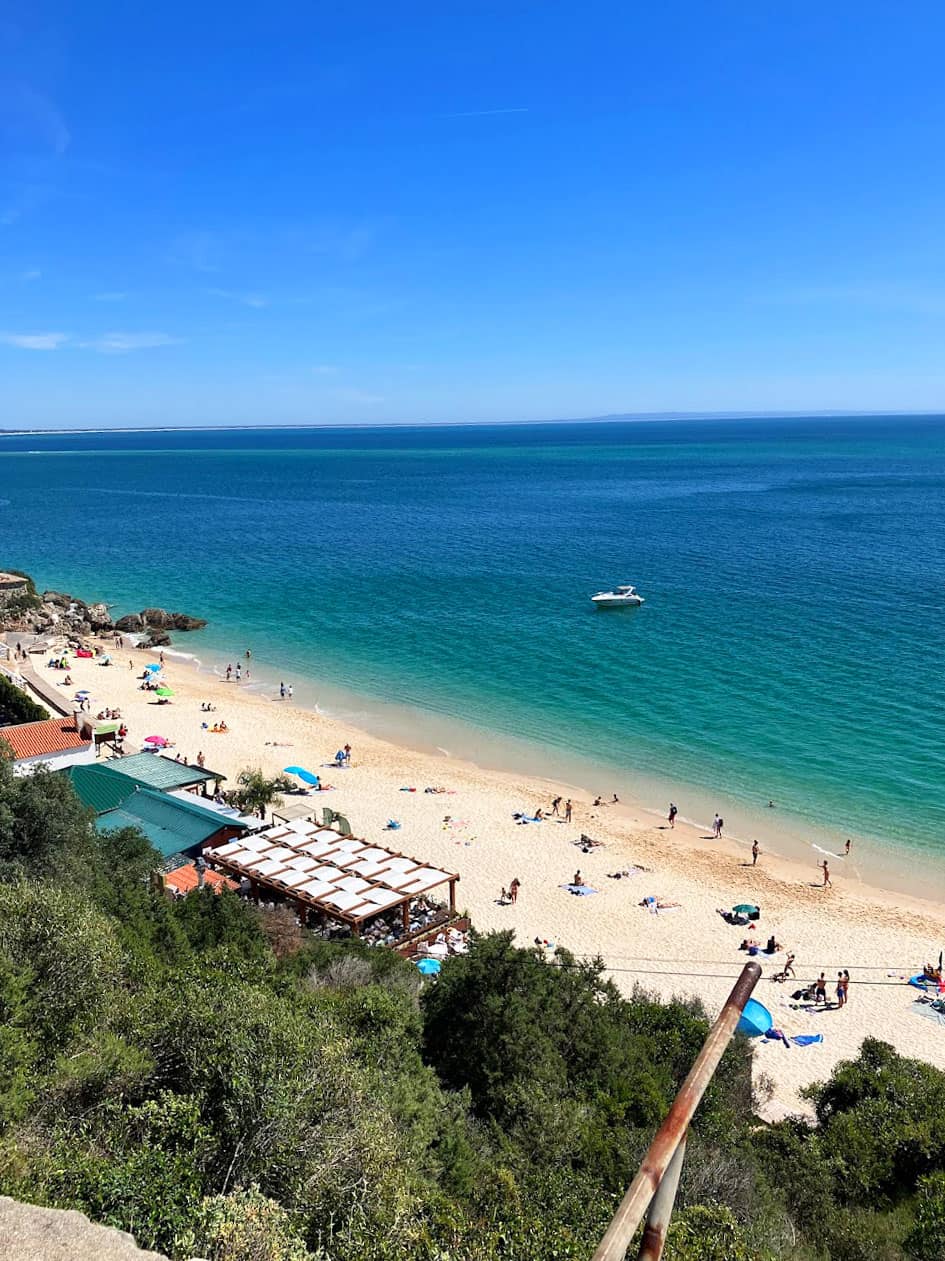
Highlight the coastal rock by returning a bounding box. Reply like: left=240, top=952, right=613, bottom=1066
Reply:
left=144, top=630, right=172, bottom=647
left=114, top=613, right=145, bottom=632
left=139, top=608, right=207, bottom=632
left=116, top=609, right=207, bottom=634
left=86, top=602, right=113, bottom=630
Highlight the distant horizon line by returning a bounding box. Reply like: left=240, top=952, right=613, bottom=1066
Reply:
left=2, top=408, right=945, bottom=436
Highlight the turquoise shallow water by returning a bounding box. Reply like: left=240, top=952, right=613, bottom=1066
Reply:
left=2, top=417, right=944, bottom=871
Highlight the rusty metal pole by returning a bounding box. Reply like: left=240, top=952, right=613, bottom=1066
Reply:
left=592, top=961, right=761, bottom=1261
left=637, top=1132, right=686, bottom=1261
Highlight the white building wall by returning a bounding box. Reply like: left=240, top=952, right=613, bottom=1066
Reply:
left=12, top=744, right=95, bottom=777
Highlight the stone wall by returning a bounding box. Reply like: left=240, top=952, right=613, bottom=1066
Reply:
left=0, top=574, right=29, bottom=606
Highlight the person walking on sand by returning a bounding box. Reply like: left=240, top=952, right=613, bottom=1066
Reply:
left=751, top=839, right=760, bottom=865
left=668, top=802, right=677, bottom=828
left=550, top=796, right=561, bottom=816
left=845, top=838, right=852, bottom=857
left=564, top=799, right=572, bottom=823
left=226, top=664, right=232, bottom=681
left=821, top=860, right=832, bottom=888
left=279, top=681, right=285, bottom=699
left=713, top=813, right=723, bottom=838
left=509, top=877, right=520, bottom=904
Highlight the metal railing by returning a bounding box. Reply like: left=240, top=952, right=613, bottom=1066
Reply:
left=592, top=961, right=762, bottom=1261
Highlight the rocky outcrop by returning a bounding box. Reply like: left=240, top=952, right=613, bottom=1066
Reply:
left=0, top=1196, right=176, bottom=1260
left=0, top=570, right=205, bottom=645
left=114, top=609, right=207, bottom=634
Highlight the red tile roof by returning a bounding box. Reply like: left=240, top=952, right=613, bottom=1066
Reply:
left=164, top=863, right=238, bottom=896
left=0, top=716, right=91, bottom=761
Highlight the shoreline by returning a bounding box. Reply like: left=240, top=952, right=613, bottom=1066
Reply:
left=11, top=628, right=945, bottom=1119
left=140, top=634, right=945, bottom=906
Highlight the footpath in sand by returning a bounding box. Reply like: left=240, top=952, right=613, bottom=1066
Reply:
left=32, top=641, right=945, bottom=1121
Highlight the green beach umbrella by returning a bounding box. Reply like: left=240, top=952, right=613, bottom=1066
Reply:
left=733, top=903, right=759, bottom=915
left=155, top=686, right=174, bottom=698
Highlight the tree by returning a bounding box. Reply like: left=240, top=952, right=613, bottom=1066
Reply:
left=906, top=1171, right=945, bottom=1260
left=0, top=673, right=48, bottom=726
left=231, top=768, right=290, bottom=818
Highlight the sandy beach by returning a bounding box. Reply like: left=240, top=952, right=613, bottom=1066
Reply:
left=18, top=639, right=945, bottom=1121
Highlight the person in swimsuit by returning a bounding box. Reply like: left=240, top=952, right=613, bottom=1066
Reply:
left=668, top=803, right=677, bottom=828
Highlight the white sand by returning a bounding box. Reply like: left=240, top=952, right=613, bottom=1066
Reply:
left=43, top=642, right=945, bottom=1120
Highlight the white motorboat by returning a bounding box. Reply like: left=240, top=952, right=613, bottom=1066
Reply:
left=590, top=583, right=645, bottom=609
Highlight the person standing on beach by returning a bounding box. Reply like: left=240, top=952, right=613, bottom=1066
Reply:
left=668, top=803, right=677, bottom=828
left=713, top=813, right=723, bottom=838
left=550, top=796, right=561, bottom=816
left=845, top=838, right=852, bottom=857
left=821, top=860, right=832, bottom=888
left=751, top=839, right=760, bottom=865
left=564, top=799, right=572, bottom=823
left=226, top=664, right=232, bottom=681
left=344, top=743, right=352, bottom=764
left=279, top=681, right=285, bottom=699
left=815, top=972, right=827, bottom=1003
left=836, top=972, right=846, bottom=1007
left=287, top=684, right=293, bottom=700
left=509, top=877, right=520, bottom=903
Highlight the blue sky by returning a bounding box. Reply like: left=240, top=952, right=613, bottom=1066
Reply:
left=3, top=2, right=945, bottom=428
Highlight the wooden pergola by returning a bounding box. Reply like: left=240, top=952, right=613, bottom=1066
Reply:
left=205, top=820, right=459, bottom=935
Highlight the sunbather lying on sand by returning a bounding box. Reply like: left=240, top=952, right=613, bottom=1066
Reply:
left=640, top=897, right=681, bottom=909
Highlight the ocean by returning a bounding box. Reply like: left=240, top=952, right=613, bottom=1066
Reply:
left=2, top=416, right=944, bottom=883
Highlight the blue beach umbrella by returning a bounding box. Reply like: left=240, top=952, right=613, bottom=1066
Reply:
left=416, top=957, right=441, bottom=976
left=283, top=765, right=307, bottom=775
left=145, top=663, right=162, bottom=672
left=736, top=998, right=773, bottom=1038
left=298, top=770, right=320, bottom=787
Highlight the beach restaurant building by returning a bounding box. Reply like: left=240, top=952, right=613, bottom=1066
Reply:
left=100, top=751, right=227, bottom=797
left=60, top=762, right=253, bottom=863
left=205, top=818, right=460, bottom=937
left=1, top=714, right=95, bottom=775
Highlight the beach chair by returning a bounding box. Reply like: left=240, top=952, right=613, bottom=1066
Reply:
left=322, top=807, right=336, bottom=827
left=333, top=814, right=351, bottom=836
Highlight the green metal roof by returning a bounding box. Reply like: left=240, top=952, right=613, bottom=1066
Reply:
left=101, top=751, right=224, bottom=791
left=61, top=763, right=147, bottom=814
left=95, top=787, right=243, bottom=858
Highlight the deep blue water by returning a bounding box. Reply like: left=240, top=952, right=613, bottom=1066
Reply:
left=2, top=416, right=944, bottom=861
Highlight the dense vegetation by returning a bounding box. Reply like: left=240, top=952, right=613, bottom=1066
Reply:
left=0, top=760, right=941, bottom=1259
left=0, top=671, right=48, bottom=726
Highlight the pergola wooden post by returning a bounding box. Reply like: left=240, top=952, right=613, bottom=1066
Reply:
left=401, top=900, right=411, bottom=933
left=449, top=878, right=457, bottom=913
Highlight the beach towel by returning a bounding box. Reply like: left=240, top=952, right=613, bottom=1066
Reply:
left=560, top=884, right=598, bottom=896
left=791, top=1034, right=824, bottom=1047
